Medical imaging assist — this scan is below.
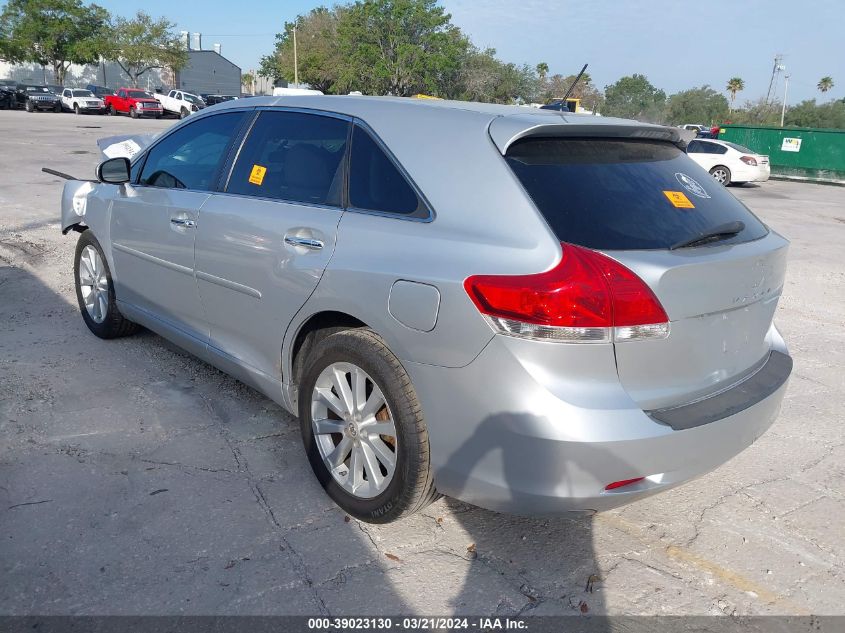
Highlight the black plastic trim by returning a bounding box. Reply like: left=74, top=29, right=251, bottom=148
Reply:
left=647, top=350, right=792, bottom=431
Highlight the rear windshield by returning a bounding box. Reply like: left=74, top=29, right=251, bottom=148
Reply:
left=505, top=138, right=768, bottom=250
left=723, top=141, right=755, bottom=154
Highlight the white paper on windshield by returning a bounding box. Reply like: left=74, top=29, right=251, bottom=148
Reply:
left=102, top=139, right=142, bottom=159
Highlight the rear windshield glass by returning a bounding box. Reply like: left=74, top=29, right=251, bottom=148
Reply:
left=723, top=141, right=755, bottom=154
left=505, top=138, right=768, bottom=250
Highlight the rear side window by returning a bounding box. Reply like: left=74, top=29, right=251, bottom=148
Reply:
left=348, top=125, right=425, bottom=217
left=505, top=138, right=768, bottom=250
left=227, top=111, right=349, bottom=206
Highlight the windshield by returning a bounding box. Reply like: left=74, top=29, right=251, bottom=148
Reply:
left=72, top=89, right=95, bottom=97
left=505, top=138, right=768, bottom=250
left=25, top=86, right=50, bottom=93
left=127, top=90, right=153, bottom=99
left=183, top=93, right=203, bottom=105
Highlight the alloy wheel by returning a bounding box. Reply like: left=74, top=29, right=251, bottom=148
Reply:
left=311, top=362, right=398, bottom=499
left=78, top=245, right=108, bottom=323
left=712, top=168, right=728, bottom=184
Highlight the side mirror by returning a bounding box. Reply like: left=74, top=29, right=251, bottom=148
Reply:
left=96, top=157, right=130, bottom=184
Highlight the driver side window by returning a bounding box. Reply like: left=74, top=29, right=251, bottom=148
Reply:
left=139, top=111, right=247, bottom=191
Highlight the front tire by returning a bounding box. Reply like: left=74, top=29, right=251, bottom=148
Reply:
left=180, top=107, right=189, bottom=119
left=25, top=101, right=33, bottom=112
left=74, top=231, right=139, bottom=339
left=74, top=103, right=80, bottom=115
left=130, top=106, right=138, bottom=119
left=299, top=329, right=438, bottom=523
left=109, top=104, right=117, bottom=116
left=710, top=165, right=731, bottom=186
left=54, top=102, right=61, bottom=113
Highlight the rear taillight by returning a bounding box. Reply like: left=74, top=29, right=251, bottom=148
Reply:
left=739, top=155, right=758, bottom=166
left=464, top=243, right=669, bottom=343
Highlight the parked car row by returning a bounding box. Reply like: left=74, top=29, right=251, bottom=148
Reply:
left=0, top=81, right=239, bottom=118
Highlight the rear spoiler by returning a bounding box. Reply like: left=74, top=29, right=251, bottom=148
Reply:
left=489, top=114, right=685, bottom=154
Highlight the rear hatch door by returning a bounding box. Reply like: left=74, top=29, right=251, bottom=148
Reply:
left=501, top=132, right=788, bottom=410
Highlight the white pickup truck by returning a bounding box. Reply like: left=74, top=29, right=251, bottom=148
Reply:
left=154, top=90, right=206, bottom=118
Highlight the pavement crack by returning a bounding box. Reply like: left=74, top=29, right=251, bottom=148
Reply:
left=8, top=499, right=52, bottom=510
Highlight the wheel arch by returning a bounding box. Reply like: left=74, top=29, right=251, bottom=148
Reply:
left=287, top=310, right=369, bottom=389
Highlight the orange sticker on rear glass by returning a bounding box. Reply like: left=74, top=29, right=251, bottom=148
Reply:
left=663, top=190, right=695, bottom=209
left=248, top=164, right=267, bottom=186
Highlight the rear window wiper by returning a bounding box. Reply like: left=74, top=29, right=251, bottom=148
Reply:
left=670, top=221, right=745, bottom=250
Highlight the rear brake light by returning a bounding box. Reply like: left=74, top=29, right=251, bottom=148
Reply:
left=464, top=243, right=669, bottom=343
left=605, top=477, right=645, bottom=491
left=739, top=155, right=757, bottom=166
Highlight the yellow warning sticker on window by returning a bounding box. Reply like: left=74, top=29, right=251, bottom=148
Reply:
left=663, top=190, right=695, bottom=209
left=248, top=164, right=267, bottom=186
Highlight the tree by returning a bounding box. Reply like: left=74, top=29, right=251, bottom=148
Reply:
left=730, top=97, right=781, bottom=127
left=726, top=77, right=744, bottom=110
left=666, top=85, right=729, bottom=125
left=784, top=98, right=845, bottom=129
left=241, top=71, right=254, bottom=95
left=535, top=62, right=548, bottom=83
left=542, top=72, right=603, bottom=111
left=106, top=11, right=187, bottom=87
left=334, top=0, right=468, bottom=96
left=818, top=76, right=834, bottom=94
left=603, top=74, right=666, bottom=122
left=258, top=6, right=345, bottom=92
left=0, top=0, right=110, bottom=85
left=456, top=46, right=534, bottom=103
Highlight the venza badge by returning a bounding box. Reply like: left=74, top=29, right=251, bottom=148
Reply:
left=675, top=172, right=710, bottom=198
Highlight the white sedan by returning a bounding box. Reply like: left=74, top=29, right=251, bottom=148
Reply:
left=686, top=138, right=770, bottom=185
left=60, top=88, right=106, bottom=115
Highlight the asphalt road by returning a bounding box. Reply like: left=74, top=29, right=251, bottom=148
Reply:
left=1, top=110, right=843, bottom=617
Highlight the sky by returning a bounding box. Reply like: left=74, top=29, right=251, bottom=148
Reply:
left=99, top=0, right=844, bottom=103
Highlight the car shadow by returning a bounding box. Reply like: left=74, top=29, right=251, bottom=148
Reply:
left=437, top=411, right=635, bottom=623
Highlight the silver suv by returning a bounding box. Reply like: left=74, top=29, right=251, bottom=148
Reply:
left=60, top=97, right=792, bottom=523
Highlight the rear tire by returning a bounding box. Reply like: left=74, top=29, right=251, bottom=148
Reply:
left=709, top=165, right=731, bottom=186
left=74, top=231, right=139, bottom=340
left=299, top=329, right=439, bottom=523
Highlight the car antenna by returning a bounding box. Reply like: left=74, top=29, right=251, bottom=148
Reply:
left=559, top=63, right=588, bottom=111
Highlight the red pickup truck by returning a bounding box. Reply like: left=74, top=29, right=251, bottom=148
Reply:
left=104, top=88, right=163, bottom=119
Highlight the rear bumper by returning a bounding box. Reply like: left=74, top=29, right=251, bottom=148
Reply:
left=407, top=327, right=790, bottom=516
left=734, top=163, right=770, bottom=183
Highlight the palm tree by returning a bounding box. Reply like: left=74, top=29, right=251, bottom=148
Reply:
left=818, top=76, right=834, bottom=94
left=242, top=72, right=255, bottom=95
left=536, top=62, right=549, bottom=83
left=726, top=77, right=744, bottom=110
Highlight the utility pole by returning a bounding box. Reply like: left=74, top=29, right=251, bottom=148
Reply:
left=780, top=74, right=790, bottom=127
left=293, top=24, right=298, bottom=88
left=765, top=54, right=783, bottom=105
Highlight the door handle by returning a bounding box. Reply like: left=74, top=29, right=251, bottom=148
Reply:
left=284, top=235, right=324, bottom=250
left=170, top=217, right=196, bottom=228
